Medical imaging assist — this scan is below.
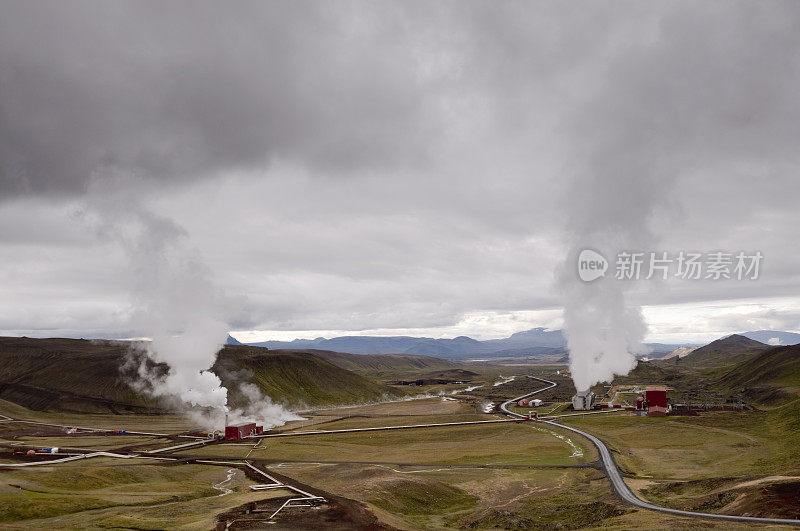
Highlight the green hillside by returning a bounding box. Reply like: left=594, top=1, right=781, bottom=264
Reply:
left=305, top=349, right=460, bottom=376
left=213, top=347, right=404, bottom=408
left=0, top=337, right=161, bottom=413
left=0, top=337, right=402, bottom=414
left=713, top=343, right=800, bottom=404
left=605, top=337, right=798, bottom=407
left=608, top=359, right=682, bottom=386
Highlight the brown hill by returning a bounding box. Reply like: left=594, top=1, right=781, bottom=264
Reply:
left=0, top=337, right=161, bottom=413
left=678, top=334, right=768, bottom=369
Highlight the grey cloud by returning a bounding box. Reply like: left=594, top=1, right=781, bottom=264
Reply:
left=0, top=1, right=446, bottom=196
left=709, top=308, right=800, bottom=335
left=2, top=2, right=800, bottom=339
left=563, top=3, right=800, bottom=244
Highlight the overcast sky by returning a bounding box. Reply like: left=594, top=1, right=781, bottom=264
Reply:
left=1, top=1, right=800, bottom=344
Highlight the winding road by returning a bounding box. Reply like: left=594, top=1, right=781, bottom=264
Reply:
left=502, top=376, right=800, bottom=527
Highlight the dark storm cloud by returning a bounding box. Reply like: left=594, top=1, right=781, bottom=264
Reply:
left=0, top=1, right=445, bottom=195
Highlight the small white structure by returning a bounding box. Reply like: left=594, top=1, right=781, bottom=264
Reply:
left=572, top=390, right=595, bottom=411
left=530, top=398, right=543, bottom=407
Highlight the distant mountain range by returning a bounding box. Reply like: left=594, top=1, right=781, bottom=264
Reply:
left=228, top=327, right=699, bottom=360
left=227, top=328, right=800, bottom=361
left=226, top=328, right=565, bottom=360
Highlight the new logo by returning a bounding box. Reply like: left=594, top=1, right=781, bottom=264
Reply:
left=577, top=249, right=608, bottom=282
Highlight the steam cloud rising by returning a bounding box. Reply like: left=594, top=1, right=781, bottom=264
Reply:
left=85, top=183, right=296, bottom=430
left=558, top=133, right=669, bottom=392
left=561, top=247, right=646, bottom=392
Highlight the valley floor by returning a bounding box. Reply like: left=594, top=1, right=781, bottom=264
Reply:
left=1, top=385, right=799, bottom=529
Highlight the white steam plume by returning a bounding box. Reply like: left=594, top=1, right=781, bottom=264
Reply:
left=132, top=239, right=231, bottom=415
left=558, top=155, right=669, bottom=392
left=561, top=245, right=646, bottom=392
left=227, top=383, right=302, bottom=426
left=83, top=176, right=294, bottom=429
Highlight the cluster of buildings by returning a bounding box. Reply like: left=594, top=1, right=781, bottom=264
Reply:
left=572, top=385, right=672, bottom=416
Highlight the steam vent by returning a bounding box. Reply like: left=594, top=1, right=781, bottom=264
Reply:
left=572, top=390, right=596, bottom=410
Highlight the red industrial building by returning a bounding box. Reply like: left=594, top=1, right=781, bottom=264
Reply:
left=645, top=386, right=671, bottom=416
left=225, top=422, right=260, bottom=441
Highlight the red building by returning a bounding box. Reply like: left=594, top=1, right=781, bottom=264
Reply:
left=645, top=386, right=668, bottom=408
left=225, top=423, right=258, bottom=441
left=646, top=386, right=671, bottom=416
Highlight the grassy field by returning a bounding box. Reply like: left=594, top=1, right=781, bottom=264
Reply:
left=564, top=400, right=800, bottom=479
left=555, top=401, right=800, bottom=522
left=0, top=394, right=618, bottom=529
left=286, top=412, right=499, bottom=431
left=6, top=434, right=165, bottom=451
left=288, top=395, right=496, bottom=428
left=0, top=460, right=288, bottom=529
left=176, top=398, right=599, bottom=467
left=187, top=420, right=595, bottom=466
left=287, top=397, right=496, bottom=430
left=269, top=461, right=615, bottom=528
left=299, top=396, right=481, bottom=416
left=0, top=399, right=201, bottom=434
left=263, top=460, right=739, bottom=530
left=2, top=394, right=797, bottom=528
